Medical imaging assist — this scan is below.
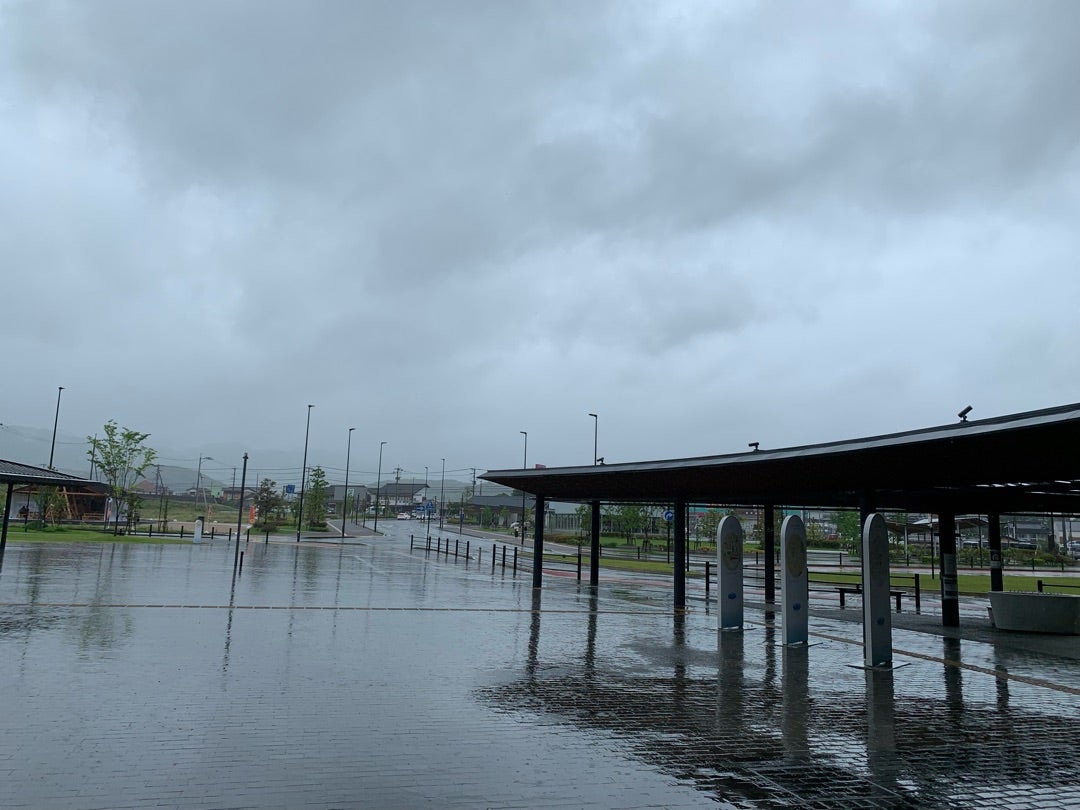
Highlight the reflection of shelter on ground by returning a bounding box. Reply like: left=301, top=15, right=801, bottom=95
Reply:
left=479, top=596, right=1080, bottom=807
left=483, top=402, right=1080, bottom=631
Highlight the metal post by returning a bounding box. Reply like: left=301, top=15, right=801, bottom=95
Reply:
left=296, top=404, right=314, bottom=542
left=439, top=457, right=446, bottom=531
left=48, top=386, right=64, bottom=469
left=519, top=431, right=527, bottom=543
left=532, top=494, right=546, bottom=588
left=342, top=428, right=354, bottom=538
left=939, top=511, right=959, bottom=627
left=235, top=453, right=248, bottom=572
left=673, top=497, right=686, bottom=609
left=373, top=441, right=386, bottom=534
left=763, top=503, right=775, bottom=603
left=590, top=500, right=601, bottom=587
left=988, top=511, right=1003, bottom=592
left=588, top=413, right=598, bottom=465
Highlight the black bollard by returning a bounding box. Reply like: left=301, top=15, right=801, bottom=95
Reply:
left=577, top=547, right=582, bottom=580
left=466, top=541, right=470, bottom=561
left=264, top=529, right=269, bottom=544
left=706, top=560, right=711, bottom=599
left=180, top=526, right=185, bottom=538
left=239, top=551, right=244, bottom=573
left=228, top=528, right=233, bottom=543
left=211, top=527, right=216, bottom=539
left=491, top=544, right=496, bottom=573
left=513, top=547, right=518, bottom=575
left=502, top=545, right=507, bottom=570
left=246, top=528, right=250, bottom=543
left=455, top=538, right=459, bottom=558
left=478, top=548, right=483, bottom=567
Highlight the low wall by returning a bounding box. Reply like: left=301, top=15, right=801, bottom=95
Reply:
left=989, top=591, right=1080, bottom=634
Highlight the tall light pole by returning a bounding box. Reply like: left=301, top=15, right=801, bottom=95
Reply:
left=588, top=413, right=598, bottom=465
left=439, top=458, right=446, bottom=530
left=195, top=455, right=214, bottom=511
left=520, top=431, right=527, bottom=541
left=342, top=427, right=355, bottom=539
left=373, top=441, right=386, bottom=533
left=425, top=466, right=430, bottom=531
left=48, top=386, right=65, bottom=469
left=296, top=404, right=314, bottom=542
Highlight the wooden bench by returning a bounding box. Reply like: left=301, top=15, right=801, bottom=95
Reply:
left=836, top=585, right=903, bottom=613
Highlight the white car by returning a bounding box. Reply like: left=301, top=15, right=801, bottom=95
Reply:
left=396, top=513, right=411, bottom=520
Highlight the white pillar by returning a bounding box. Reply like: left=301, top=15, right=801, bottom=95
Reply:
left=717, top=515, right=744, bottom=630
left=862, top=513, right=893, bottom=667
left=781, top=514, right=809, bottom=645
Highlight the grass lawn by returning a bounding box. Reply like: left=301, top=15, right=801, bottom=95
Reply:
left=3, top=526, right=186, bottom=544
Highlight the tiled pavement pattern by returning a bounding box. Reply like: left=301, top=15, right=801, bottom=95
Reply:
left=1, top=528, right=1079, bottom=809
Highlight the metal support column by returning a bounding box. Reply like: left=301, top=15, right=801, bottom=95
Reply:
left=589, top=499, right=600, bottom=586
left=988, top=512, right=1003, bottom=592
left=763, top=503, right=775, bottom=603
left=939, top=511, right=959, bottom=627
left=674, top=497, right=686, bottom=610
left=532, top=494, right=546, bottom=589
left=0, top=481, right=13, bottom=570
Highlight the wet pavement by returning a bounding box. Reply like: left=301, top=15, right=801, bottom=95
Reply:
left=1, top=526, right=1079, bottom=809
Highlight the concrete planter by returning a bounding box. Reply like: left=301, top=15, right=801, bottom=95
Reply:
left=988, top=591, right=1080, bottom=634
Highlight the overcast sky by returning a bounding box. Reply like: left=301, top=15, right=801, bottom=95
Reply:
left=2, top=0, right=1078, bottom=486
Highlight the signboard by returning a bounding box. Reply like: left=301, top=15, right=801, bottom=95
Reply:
left=664, top=510, right=674, bottom=522
left=285, top=484, right=296, bottom=494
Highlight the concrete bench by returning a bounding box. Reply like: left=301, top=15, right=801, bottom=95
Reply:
left=988, top=591, right=1080, bottom=634
left=836, top=585, right=903, bottom=613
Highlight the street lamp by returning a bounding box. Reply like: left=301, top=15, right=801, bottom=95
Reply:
left=439, top=458, right=446, bottom=530
left=588, top=413, right=598, bottom=466
left=296, top=404, right=314, bottom=542
left=195, top=455, right=214, bottom=511
left=48, top=386, right=65, bottom=469
left=342, top=428, right=355, bottom=539
left=374, top=441, right=386, bottom=533
left=520, top=431, right=527, bottom=542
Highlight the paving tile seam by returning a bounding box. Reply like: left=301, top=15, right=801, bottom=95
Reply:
left=0, top=601, right=665, bottom=615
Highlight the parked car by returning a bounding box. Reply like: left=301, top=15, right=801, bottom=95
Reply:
left=396, top=513, right=411, bottom=520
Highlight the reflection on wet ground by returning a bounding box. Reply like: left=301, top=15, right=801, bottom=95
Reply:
left=1, top=534, right=1079, bottom=809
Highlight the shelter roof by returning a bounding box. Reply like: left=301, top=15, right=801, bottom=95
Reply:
left=0, top=459, right=93, bottom=489
left=481, top=402, right=1080, bottom=513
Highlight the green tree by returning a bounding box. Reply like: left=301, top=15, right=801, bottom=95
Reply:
left=304, top=466, right=330, bottom=529
left=86, top=421, right=156, bottom=534
left=697, top=509, right=722, bottom=544
left=35, top=486, right=68, bottom=527
left=253, top=479, right=286, bottom=531
left=831, top=510, right=862, bottom=548
left=574, top=503, right=591, bottom=539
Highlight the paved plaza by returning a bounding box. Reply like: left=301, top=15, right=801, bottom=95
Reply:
left=1, top=525, right=1079, bottom=809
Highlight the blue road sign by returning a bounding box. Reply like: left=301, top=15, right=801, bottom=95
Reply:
left=664, top=510, right=674, bottom=522
left=285, top=484, right=296, bottom=494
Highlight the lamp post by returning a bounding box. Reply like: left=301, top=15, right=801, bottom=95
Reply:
left=342, top=428, right=354, bottom=539
left=439, top=458, right=446, bottom=530
left=520, top=431, right=527, bottom=541
left=195, top=455, right=214, bottom=511
left=588, top=413, right=598, bottom=466
left=373, top=441, right=386, bottom=533
left=425, top=466, right=430, bottom=531
left=48, top=386, right=64, bottom=469
left=296, top=404, right=314, bottom=542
